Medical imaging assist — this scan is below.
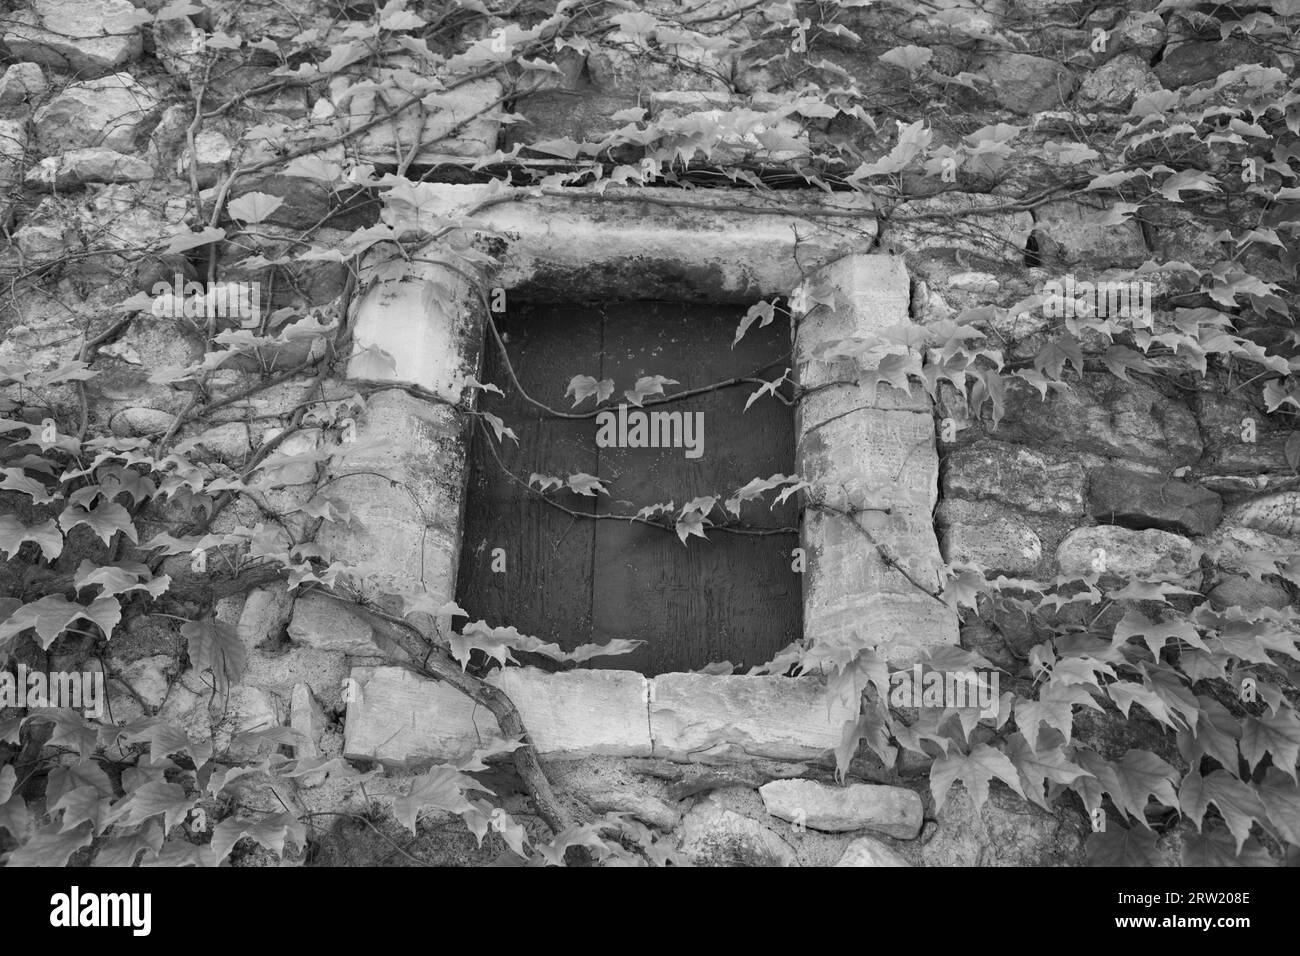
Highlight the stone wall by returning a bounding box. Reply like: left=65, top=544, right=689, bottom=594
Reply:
left=0, top=0, right=1295, bottom=866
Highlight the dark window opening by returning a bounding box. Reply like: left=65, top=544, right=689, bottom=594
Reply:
left=456, top=300, right=802, bottom=675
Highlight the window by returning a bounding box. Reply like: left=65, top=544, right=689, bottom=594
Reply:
left=457, top=298, right=801, bottom=675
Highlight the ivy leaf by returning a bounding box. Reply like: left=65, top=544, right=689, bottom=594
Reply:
left=939, top=566, right=985, bottom=611
left=1107, top=681, right=1180, bottom=730
left=7, top=821, right=93, bottom=867
left=1241, top=706, right=1300, bottom=779
left=1180, top=827, right=1273, bottom=866
left=1264, top=379, right=1300, bottom=414
left=1258, top=767, right=1300, bottom=846
left=561, top=639, right=643, bottom=663
left=0, top=792, right=28, bottom=840
left=1101, top=345, right=1150, bottom=382
left=0, top=765, right=27, bottom=838
left=0, top=467, right=60, bottom=503
left=181, top=618, right=248, bottom=693
left=535, top=823, right=611, bottom=867
left=1175, top=696, right=1242, bottom=773
left=0, top=594, right=121, bottom=648
left=1139, top=663, right=1201, bottom=729
left=482, top=411, right=518, bottom=445
left=120, top=717, right=214, bottom=770
left=393, top=765, right=486, bottom=832
left=565, top=375, right=614, bottom=408
left=463, top=375, right=504, bottom=397
left=836, top=705, right=893, bottom=780
left=1106, top=578, right=1200, bottom=602
left=565, top=473, right=607, bottom=497
left=623, top=375, right=679, bottom=407
left=140, top=839, right=216, bottom=867
left=1286, top=432, right=1300, bottom=473
left=1048, top=656, right=1115, bottom=692
left=1085, top=202, right=1141, bottom=227
left=73, top=560, right=169, bottom=599
left=733, top=301, right=776, bottom=347
left=527, top=472, right=563, bottom=493
left=1112, top=609, right=1208, bottom=658
left=57, top=501, right=137, bottom=546
left=51, top=786, right=109, bottom=835
left=930, top=742, right=1025, bottom=813
left=164, top=226, right=225, bottom=254
left=227, top=192, right=285, bottom=224
left=1013, top=686, right=1097, bottom=749
left=849, top=119, right=931, bottom=179
left=92, top=822, right=164, bottom=867
left=0, top=515, right=62, bottom=560
left=1159, top=169, right=1220, bottom=202
left=46, top=760, right=113, bottom=803
left=1005, top=730, right=1088, bottom=810
left=744, top=370, right=790, bottom=411
left=1034, top=335, right=1085, bottom=380
left=103, top=781, right=198, bottom=834
left=879, top=44, right=932, bottom=73
left=1072, top=748, right=1180, bottom=823
left=675, top=509, right=709, bottom=545
left=1179, top=768, right=1269, bottom=851
left=211, top=812, right=305, bottom=864
left=1086, top=823, right=1163, bottom=866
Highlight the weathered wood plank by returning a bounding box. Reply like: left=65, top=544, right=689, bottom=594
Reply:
left=455, top=303, right=601, bottom=648
left=589, top=301, right=799, bottom=674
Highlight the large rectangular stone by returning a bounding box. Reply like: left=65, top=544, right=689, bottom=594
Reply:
left=381, top=183, right=877, bottom=301
left=794, top=254, right=958, bottom=661
left=342, top=666, right=848, bottom=765
left=315, top=390, right=467, bottom=603
left=491, top=667, right=652, bottom=759
left=648, top=673, right=852, bottom=762
left=344, top=666, right=500, bottom=766
left=347, top=256, right=484, bottom=402
left=343, top=666, right=651, bottom=765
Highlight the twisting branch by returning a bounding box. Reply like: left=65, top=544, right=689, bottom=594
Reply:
left=312, top=591, right=581, bottom=845
left=475, top=418, right=801, bottom=537
left=810, top=501, right=947, bottom=605
left=481, top=303, right=794, bottom=418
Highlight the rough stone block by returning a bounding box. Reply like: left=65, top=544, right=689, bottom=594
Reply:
left=943, top=439, right=1085, bottom=518
left=32, top=73, right=159, bottom=154
left=1088, top=467, right=1222, bottom=537
left=835, top=835, right=911, bottom=866
left=759, top=779, right=924, bottom=838
left=353, top=76, right=502, bottom=165
left=3, top=0, right=142, bottom=77
left=1056, top=526, right=1200, bottom=580
left=287, top=592, right=376, bottom=655
left=992, top=376, right=1201, bottom=468
left=937, top=498, right=1044, bottom=576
